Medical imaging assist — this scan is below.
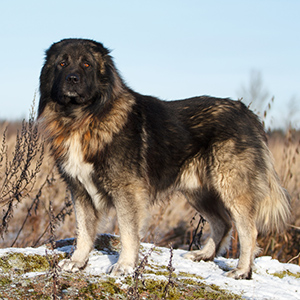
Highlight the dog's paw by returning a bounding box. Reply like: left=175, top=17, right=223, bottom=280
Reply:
left=226, top=268, right=252, bottom=280
left=183, top=252, right=197, bottom=260
left=58, top=258, right=87, bottom=273
left=183, top=251, right=214, bottom=262
left=108, top=263, right=134, bottom=276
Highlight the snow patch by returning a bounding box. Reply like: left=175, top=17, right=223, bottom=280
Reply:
left=0, top=240, right=299, bottom=299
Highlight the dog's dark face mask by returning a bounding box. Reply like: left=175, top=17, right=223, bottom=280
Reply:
left=51, top=47, right=100, bottom=106
left=38, top=39, right=117, bottom=117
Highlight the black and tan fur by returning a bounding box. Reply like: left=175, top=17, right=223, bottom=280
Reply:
left=38, top=38, right=290, bottom=279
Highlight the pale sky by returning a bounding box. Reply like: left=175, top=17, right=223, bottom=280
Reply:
left=1, top=0, right=299, bottom=129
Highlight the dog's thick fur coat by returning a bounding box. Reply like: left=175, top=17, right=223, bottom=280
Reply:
left=38, top=39, right=291, bottom=279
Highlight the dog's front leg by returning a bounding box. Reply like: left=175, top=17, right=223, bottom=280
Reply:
left=59, top=191, right=98, bottom=272
left=109, top=194, right=145, bottom=276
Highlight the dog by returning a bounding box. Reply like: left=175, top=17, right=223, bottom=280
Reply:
left=38, top=38, right=290, bottom=279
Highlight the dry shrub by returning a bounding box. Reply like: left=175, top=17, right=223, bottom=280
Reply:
left=0, top=114, right=44, bottom=243
left=0, top=117, right=74, bottom=248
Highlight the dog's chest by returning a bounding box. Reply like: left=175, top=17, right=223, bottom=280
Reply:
left=62, top=135, right=100, bottom=204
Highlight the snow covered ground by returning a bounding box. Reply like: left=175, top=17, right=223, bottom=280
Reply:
left=0, top=239, right=299, bottom=299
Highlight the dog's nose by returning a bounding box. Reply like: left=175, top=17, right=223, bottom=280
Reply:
left=66, top=73, right=80, bottom=84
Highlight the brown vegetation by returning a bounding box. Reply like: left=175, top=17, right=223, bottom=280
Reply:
left=0, top=116, right=299, bottom=266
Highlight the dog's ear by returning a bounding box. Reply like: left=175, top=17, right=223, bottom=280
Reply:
left=91, top=42, right=112, bottom=76
left=90, top=40, right=111, bottom=56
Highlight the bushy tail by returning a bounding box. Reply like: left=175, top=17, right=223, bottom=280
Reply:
left=256, top=147, right=291, bottom=234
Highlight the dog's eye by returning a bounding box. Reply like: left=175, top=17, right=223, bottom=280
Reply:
left=83, top=63, right=90, bottom=68
left=59, top=62, right=66, bottom=67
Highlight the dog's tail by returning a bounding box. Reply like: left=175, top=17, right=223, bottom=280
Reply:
left=256, top=146, right=291, bottom=234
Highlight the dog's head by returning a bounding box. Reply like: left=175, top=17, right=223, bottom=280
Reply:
left=39, top=39, right=121, bottom=117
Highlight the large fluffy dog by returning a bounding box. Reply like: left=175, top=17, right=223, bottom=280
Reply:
left=38, top=38, right=290, bottom=279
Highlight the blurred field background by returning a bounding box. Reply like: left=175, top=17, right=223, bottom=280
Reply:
left=0, top=101, right=299, bottom=265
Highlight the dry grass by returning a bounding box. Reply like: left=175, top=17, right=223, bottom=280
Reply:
left=0, top=118, right=299, bottom=265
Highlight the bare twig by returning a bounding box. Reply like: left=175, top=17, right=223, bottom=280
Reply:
left=46, top=200, right=60, bottom=300
left=189, top=214, right=206, bottom=251
left=163, top=246, right=175, bottom=299
left=33, top=187, right=73, bottom=247
left=288, top=252, right=300, bottom=264
left=127, top=246, right=154, bottom=300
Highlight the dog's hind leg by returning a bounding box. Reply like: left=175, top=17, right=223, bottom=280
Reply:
left=225, top=197, right=258, bottom=279
left=184, top=189, right=232, bottom=262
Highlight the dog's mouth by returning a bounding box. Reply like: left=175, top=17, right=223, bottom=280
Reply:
left=62, top=91, right=85, bottom=105
left=65, top=91, right=79, bottom=98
